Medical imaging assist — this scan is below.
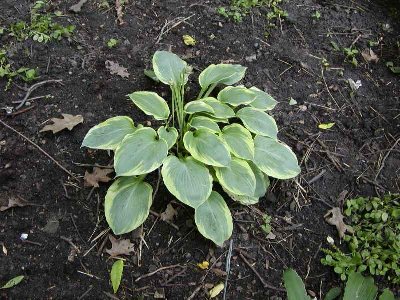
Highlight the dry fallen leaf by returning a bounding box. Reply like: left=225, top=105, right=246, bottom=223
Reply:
left=324, top=207, right=354, bottom=238
left=211, top=268, right=227, bottom=277
left=105, top=60, right=129, bottom=78
left=361, top=48, right=379, bottom=63
left=106, top=235, right=135, bottom=257
left=1, top=242, right=7, bottom=255
left=40, top=114, right=83, bottom=134
left=69, top=0, right=88, bottom=12
left=84, top=167, right=113, bottom=187
left=0, top=196, right=31, bottom=212
left=197, top=261, right=209, bottom=270
left=160, top=203, right=178, bottom=222
left=209, top=282, right=224, bottom=298
left=115, top=0, right=125, bottom=25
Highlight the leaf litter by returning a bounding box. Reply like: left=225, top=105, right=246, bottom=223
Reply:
left=0, top=196, right=32, bottom=212
left=40, top=114, right=83, bottom=134
left=324, top=207, right=354, bottom=238
left=160, top=203, right=178, bottom=222
left=84, top=167, right=113, bottom=187
left=105, top=60, right=130, bottom=78
left=106, top=235, right=135, bottom=257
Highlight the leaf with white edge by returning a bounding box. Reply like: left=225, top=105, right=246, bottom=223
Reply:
left=254, top=136, right=300, bottom=179
left=184, top=100, right=215, bottom=114
left=161, top=156, right=212, bottom=208
left=202, top=97, right=235, bottom=119
left=82, top=116, right=136, bottom=150
left=199, top=64, right=247, bottom=89
left=183, top=129, right=231, bottom=167
left=237, top=107, right=278, bottom=139
left=249, top=87, right=278, bottom=110
left=283, top=269, right=311, bottom=300
left=128, top=91, right=170, bottom=121
left=379, top=289, right=395, bottom=300
left=215, top=157, right=256, bottom=196
left=195, top=191, right=233, bottom=246
left=217, top=86, right=256, bottom=106
left=343, top=272, right=378, bottom=300
left=110, top=260, right=124, bottom=294
left=105, top=176, right=152, bottom=235
left=1, top=275, right=24, bottom=289
left=220, top=124, right=254, bottom=160
left=114, top=127, right=168, bottom=176
left=152, top=51, right=187, bottom=86
left=223, top=162, right=269, bottom=205
left=190, top=116, right=220, bottom=133
left=157, top=126, right=178, bottom=149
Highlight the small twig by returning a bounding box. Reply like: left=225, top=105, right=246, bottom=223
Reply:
left=70, top=214, right=86, bottom=245
left=15, top=79, right=62, bottom=110
left=60, top=236, right=80, bottom=253
left=321, top=68, right=339, bottom=109
left=223, top=240, right=234, bottom=300
left=238, top=251, right=285, bottom=292
left=10, top=104, right=36, bottom=116
left=73, top=162, right=114, bottom=169
left=161, top=267, right=187, bottom=285
left=0, top=118, right=77, bottom=179
left=78, top=286, right=93, bottom=300
left=135, top=264, right=181, bottom=282
left=156, top=15, right=194, bottom=43
left=187, top=285, right=203, bottom=300
left=375, top=137, right=400, bottom=181
left=21, top=239, right=43, bottom=246
left=308, top=169, right=326, bottom=184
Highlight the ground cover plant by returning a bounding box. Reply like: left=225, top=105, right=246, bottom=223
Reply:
left=283, top=269, right=396, bottom=300
left=82, top=51, right=300, bottom=246
left=322, top=194, right=400, bottom=283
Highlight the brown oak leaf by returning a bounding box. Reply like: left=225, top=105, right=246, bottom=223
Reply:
left=105, top=60, right=130, bottom=78
left=105, top=235, right=135, bottom=257
left=160, top=203, right=178, bottom=222
left=324, top=207, right=354, bottom=238
left=40, top=114, right=83, bottom=134
left=361, top=48, right=379, bottom=63
left=0, top=196, right=31, bottom=212
left=84, top=167, right=113, bottom=187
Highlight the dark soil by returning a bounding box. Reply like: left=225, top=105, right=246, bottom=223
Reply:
left=1, top=0, right=399, bottom=299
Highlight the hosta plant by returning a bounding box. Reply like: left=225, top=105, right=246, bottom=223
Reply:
left=82, top=51, right=300, bottom=246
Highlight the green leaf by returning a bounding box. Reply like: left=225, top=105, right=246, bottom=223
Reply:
left=114, top=127, right=168, bottom=176
left=222, top=162, right=269, bottom=205
left=217, top=86, right=256, bottom=106
left=184, top=100, right=215, bottom=114
left=152, top=51, right=187, bottom=86
left=283, top=269, right=311, bottom=300
left=318, top=122, right=335, bottom=130
left=105, top=176, right=152, bottom=235
left=144, top=69, right=160, bottom=82
left=220, top=124, right=254, bottom=160
left=202, top=97, right=235, bottom=119
left=110, top=260, right=124, bottom=294
left=183, top=129, right=231, bottom=167
left=82, top=116, right=136, bottom=150
left=157, top=126, right=178, bottom=149
left=190, top=116, right=220, bottom=133
left=1, top=275, right=24, bottom=289
left=249, top=87, right=278, bottom=110
left=254, top=136, right=300, bottom=179
left=379, top=289, right=395, bottom=300
left=195, top=191, right=233, bottom=246
left=324, top=287, right=342, bottom=300
left=161, top=156, right=212, bottom=208
left=199, top=64, right=247, bottom=89
left=343, top=272, right=378, bottom=300
left=215, top=157, right=256, bottom=196
left=128, top=91, right=170, bottom=121
left=236, top=107, right=278, bottom=139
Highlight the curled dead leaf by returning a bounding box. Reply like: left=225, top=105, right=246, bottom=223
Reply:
left=324, top=207, right=354, bottom=238
left=105, top=60, right=129, bottom=78
left=361, top=48, right=379, bottom=63
left=40, top=114, right=83, bottom=134
left=0, top=196, right=32, bottom=212
left=84, top=167, right=113, bottom=187
left=160, top=203, right=178, bottom=222
left=106, top=235, right=135, bottom=257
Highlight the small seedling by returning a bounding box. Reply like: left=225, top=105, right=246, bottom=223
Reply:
left=82, top=51, right=300, bottom=246
left=1, top=275, right=24, bottom=289
left=312, top=11, right=321, bottom=20
left=107, top=38, right=118, bottom=48
left=343, top=47, right=359, bottom=66
left=110, top=260, right=124, bottom=293
left=261, top=213, right=272, bottom=234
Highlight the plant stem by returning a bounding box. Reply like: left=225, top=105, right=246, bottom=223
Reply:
left=203, top=82, right=218, bottom=98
